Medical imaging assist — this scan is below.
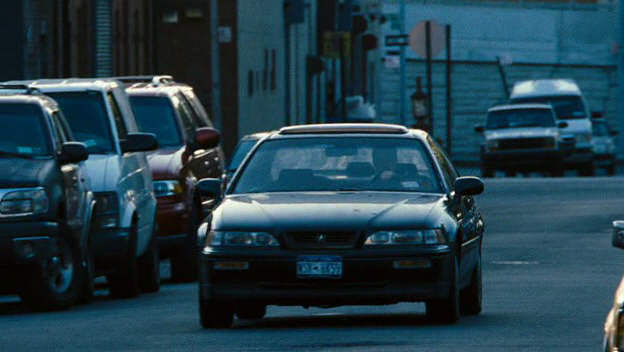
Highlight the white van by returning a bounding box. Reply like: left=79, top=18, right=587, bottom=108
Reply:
left=510, top=79, right=595, bottom=175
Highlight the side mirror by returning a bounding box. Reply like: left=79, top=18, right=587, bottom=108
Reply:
left=195, top=128, right=221, bottom=150
left=454, top=176, right=484, bottom=196
left=613, top=221, right=624, bottom=249
left=121, top=133, right=159, bottom=153
left=59, top=142, right=89, bottom=164
left=197, top=178, right=223, bottom=200
left=592, top=111, right=603, bottom=119
left=557, top=121, right=568, bottom=129
left=474, top=125, right=485, bottom=133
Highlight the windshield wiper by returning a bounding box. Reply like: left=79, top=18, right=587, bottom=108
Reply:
left=0, top=150, right=36, bottom=159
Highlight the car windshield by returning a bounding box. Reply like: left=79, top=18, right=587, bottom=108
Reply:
left=228, top=139, right=258, bottom=171
left=47, top=91, right=115, bottom=153
left=593, top=122, right=609, bottom=137
left=129, top=96, right=183, bottom=147
left=0, top=103, right=50, bottom=157
left=233, top=137, right=442, bottom=194
left=486, top=109, right=555, bottom=130
left=512, top=95, right=586, bottom=119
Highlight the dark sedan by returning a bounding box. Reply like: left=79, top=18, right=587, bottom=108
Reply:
left=196, top=124, right=485, bottom=328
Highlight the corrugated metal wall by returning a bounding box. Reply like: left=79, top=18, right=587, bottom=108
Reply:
left=380, top=61, right=617, bottom=163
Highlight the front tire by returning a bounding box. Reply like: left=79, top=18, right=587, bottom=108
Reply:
left=138, top=222, right=160, bottom=293
left=108, top=220, right=140, bottom=299
left=20, top=235, right=83, bottom=310
left=426, top=258, right=460, bottom=324
left=236, top=304, right=267, bottom=320
left=460, top=254, right=482, bottom=316
left=200, top=299, right=234, bottom=328
left=171, top=203, right=201, bottom=282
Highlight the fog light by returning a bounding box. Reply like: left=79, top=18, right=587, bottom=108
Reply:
left=393, top=258, right=431, bottom=269
left=213, top=261, right=249, bottom=271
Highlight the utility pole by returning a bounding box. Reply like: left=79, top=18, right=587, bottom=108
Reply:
left=618, top=0, right=624, bottom=162
left=209, top=0, right=222, bottom=131
left=399, top=0, right=406, bottom=126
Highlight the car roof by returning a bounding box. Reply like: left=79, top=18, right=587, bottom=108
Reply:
left=241, top=131, right=273, bottom=141
left=510, top=79, right=582, bottom=99
left=488, top=103, right=553, bottom=113
left=0, top=86, right=60, bottom=112
left=278, top=123, right=410, bottom=135
left=4, top=78, right=122, bottom=92
left=125, top=84, right=182, bottom=98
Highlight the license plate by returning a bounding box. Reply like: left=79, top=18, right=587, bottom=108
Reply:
left=297, top=255, right=342, bottom=278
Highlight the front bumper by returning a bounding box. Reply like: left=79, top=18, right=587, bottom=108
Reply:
left=482, top=149, right=564, bottom=169
left=0, top=221, right=60, bottom=267
left=200, top=246, right=453, bottom=306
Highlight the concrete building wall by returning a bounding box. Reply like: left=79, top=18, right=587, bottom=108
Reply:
left=0, top=3, right=24, bottom=81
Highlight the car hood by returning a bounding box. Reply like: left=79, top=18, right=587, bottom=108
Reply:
left=213, top=192, right=447, bottom=232
left=0, top=158, right=55, bottom=188
left=485, top=127, right=558, bottom=140
left=147, top=147, right=184, bottom=180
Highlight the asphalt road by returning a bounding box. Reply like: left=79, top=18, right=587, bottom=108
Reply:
left=1, top=176, right=623, bottom=351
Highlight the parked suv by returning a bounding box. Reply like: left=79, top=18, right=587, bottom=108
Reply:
left=510, top=79, right=595, bottom=175
left=475, top=104, right=573, bottom=177
left=0, top=86, right=93, bottom=309
left=125, top=80, right=223, bottom=282
left=6, top=79, right=160, bottom=298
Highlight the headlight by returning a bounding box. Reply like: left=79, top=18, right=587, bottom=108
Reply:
left=153, top=180, right=183, bottom=198
left=206, top=231, right=280, bottom=247
left=364, top=229, right=447, bottom=246
left=94, top=192, right=119, bottom=229
left=0, top=188, right=48, bottom=216
left=486, top=139, right=498, bottom=151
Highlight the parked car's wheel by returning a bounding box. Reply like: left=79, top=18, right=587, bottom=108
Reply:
left=138, top=221, right=160, bottom=293
left=480, top=165, right=494, bottom=178
left=460, top=254, right=482, bottom=316
left=236, top=304, right=267, bottom=320
left=607, top=159, right=617, bottom=176
left=426, top=257, right=460, bottom=324
left=579, top=162, right=595, bottom=177
left=108, top=220, right=140, bottom=299
left=20, top=234, right=83, bottom=310
left=171, top=203, right=201, bottom=282
left=200, top=299, right=234, bottom=328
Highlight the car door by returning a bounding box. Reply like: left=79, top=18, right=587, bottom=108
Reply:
left=177, top=94, right=220, bottom=179
left=108, top=90, right=153, bottom=254
left=51, top=110, right=90, bottom=235
left=429, top=137, right=480, bottom=281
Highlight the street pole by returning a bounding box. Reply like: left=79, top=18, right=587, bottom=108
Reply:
left=399, top=0, right=407, bottom=126
left=209, top=0, right=222, bottom=131
left=618, top=0, right=624, bottom=163
left=445, top=24, right=452, bottom=157
left=426, top=20, right=433, bottom=135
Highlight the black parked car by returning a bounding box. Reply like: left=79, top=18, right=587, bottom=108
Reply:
left=0, top=88, right=94, bottom=310
left=196, top=124, right=485, bottom=328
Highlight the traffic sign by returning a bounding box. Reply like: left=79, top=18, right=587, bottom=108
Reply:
left=409, top=20, right=446, bottom=58
left=385, top=34, right=409, bottom=47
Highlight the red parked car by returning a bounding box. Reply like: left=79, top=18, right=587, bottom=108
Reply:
left=123, top=78, right=224, bottom=281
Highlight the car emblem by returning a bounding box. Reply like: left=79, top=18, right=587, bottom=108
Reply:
left=317, top=234, right=326, bottom=243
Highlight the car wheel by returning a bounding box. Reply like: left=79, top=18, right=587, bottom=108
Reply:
left=481, top=166, right=494, bottom=178
left=138, top=221, right=160, bottom=293
left=460, top=254, right=482, bottom=316
left=171, top=203, right=201, bottom=282
left=200, top=299, right=234, bottom=329
left=607, top=161, right=616, bottom=176
left=20, top=234, right=83, bottom=310
left=579, top=162, right=595, bottom=177
left=108, top=220, right=140, bottom=299
left=426, top=257, right=460, bottom=324
left=236, top=304, right=267, bottom=320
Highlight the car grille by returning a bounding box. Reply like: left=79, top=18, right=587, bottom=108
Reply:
left=498, top=137, right=555, bottom=150
left=284, top=231, right=359, bottom=249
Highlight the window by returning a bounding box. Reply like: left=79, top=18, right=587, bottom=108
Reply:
left=51, top=111, right=68, bottom=147
left=428, top=136, right=458, bottom=191
left=174, top=96, right=196, bottom=139
left=107, top=92, right=128, bottom=139
left=129, top=96, right=183, bottom=147
left=179, top=93, right=206, bottom=128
